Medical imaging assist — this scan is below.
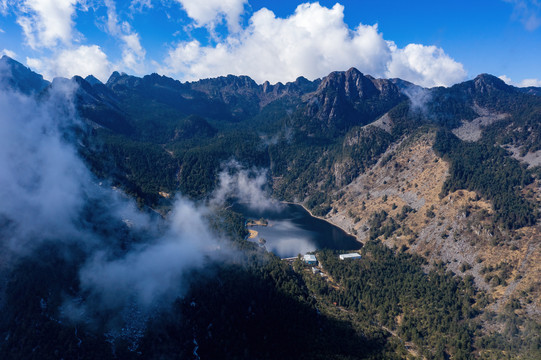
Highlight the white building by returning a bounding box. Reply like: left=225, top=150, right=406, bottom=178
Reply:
left=303, top=254, right=317, bottom=265
left=339, top=253, right=362, bottom=260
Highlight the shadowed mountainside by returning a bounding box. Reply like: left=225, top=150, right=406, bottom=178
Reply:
left=1, top=55, right=541, bottom=358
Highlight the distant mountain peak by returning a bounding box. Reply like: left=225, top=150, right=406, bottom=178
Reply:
left=191, top=74, right=259, bottom=91
left=472, top=73, right=510, bottom=93
left=317, top=67, right=400, bottom=102
left=0, top=55, right=49, bottom=94
left=85, top=75, right=102, bottom=85
left=345, top=67, right=364, bottom=76
left=106, top=71, right=132, bottom=86
left=300, top=68, right=403, bottom=133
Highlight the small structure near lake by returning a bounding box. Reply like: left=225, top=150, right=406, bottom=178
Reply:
left=246, top=218, right=268, bottom=227
left=339, top=253, right=362, bottom=260
left=303, top=254, right=317, bottom=265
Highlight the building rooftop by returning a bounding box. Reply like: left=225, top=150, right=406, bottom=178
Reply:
left=303, top=254, right=317, bottom=262
left=339, top=253, right=361, bottom=260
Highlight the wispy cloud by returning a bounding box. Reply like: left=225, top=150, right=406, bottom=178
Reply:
left=0, top=0, right=8, bottom=16
left=401, top=84, right=432, bottom=113
left=211, top=160, right=282, bottom=213
left=505, top=0, right=541, bottom=31
left=0, top=77, right=87, bottom=252
left=77, top=196, right=225, bottom=309
left=130, top=0, right=152, bottom=13
left=104, top=0, right=146, bottom=74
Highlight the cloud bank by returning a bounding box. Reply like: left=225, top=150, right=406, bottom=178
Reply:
left=7, top=1, right=469, bottom=87
left=79, top=197, right=223, bottom=310
left=0, top=77, right=89, bottom=252
left=27, top=45, right=112, bottom=82
left=0, top=70, right=230, bottom=340
left=160, top=3, right=466, bottom=87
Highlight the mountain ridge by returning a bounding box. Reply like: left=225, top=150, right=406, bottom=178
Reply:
left=3, top=54, right=540, bottom=101
left=2, top=55, right=541, bottom=358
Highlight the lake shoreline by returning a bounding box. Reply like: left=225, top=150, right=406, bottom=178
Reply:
left=236, top=200, right=361, bottom=257
left=281, top=201, right=360, bottom=244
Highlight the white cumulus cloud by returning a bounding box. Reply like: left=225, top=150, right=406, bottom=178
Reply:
left=10, top=0, right=145, bottom=79
left=386, top=43, right=466, bottom=87
left=175, top=0, right=248, bottom=32
left=159, top=2, right=466, bottom=87
left=16, top=0, right=80, bottom=49
left=27, top=45, right=112, bottom=82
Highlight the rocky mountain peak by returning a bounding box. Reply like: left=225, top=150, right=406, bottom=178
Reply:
left=472, top=73, right=511, bottom=94
left=259, top=76, right=319, bottom=104
left=143, top=73, right=184, bottom=89
left=106, top=71, right=122, bottom=85
left=318, top=68, right=377, bottom=100
left=190, top=74, right=259, bottom=94
left=105, top=71, right=141, bottom=90
left=316, top=67, right=404, bottom=103
left=84, top=75, right=102, bottom=86
left=301, top=68, right=403, bottom=133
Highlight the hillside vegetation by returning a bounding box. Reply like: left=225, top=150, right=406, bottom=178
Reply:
left=1, top=56, right=540, bottom=358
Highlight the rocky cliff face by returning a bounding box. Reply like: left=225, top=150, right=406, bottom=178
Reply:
left=301, top=68, right=404, bottom=133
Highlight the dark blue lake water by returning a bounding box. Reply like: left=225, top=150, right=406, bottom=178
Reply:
left=232, top=202, right=361, bottom=258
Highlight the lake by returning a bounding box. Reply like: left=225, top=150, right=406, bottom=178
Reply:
left=232, top=202, right=361, bottom=258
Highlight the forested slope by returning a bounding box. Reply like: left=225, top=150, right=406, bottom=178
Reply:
left=1, top=55, right=540, bottom=358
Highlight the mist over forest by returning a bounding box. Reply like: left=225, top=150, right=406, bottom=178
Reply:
left=0, top=55, right=540, bottom=359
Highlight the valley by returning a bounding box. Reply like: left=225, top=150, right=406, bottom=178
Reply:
left=1, top=55, right=540, bottom=359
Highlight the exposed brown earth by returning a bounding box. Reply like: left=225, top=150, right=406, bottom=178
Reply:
left=319, top=130, right=541, bottom=322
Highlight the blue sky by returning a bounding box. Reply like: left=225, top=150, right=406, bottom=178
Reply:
left=1, top=0, right=540, bottom=87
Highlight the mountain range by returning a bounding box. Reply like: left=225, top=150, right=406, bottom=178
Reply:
left=1, top=55, right=540, bottom=359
